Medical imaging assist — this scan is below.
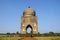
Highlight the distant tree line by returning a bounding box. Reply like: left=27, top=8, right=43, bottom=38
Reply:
left=37, top=32, right=60, bottom=36
left=6, top=31, right=19, bottom=34
left=0, top=31, right=60, bottom=37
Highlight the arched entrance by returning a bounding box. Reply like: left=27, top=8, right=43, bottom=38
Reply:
left=26, top=25, right=32, bottom=34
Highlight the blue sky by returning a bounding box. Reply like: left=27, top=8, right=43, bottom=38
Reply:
left=0, top=0, right=60, bottom=33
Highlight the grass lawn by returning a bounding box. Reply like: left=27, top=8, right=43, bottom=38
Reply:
left=0, top=37, right=21, bottom=40
left=0, top=36, right=60, bottom=40
left=36, top=36, right=60, bottom=40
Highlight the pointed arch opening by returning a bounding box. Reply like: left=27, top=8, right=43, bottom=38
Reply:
left=26, top=25, right=33, bottom=34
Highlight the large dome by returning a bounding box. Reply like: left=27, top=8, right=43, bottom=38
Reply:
left=23, top=8, right=35, bottom=16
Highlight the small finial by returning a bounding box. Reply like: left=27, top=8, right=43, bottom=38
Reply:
left=28, top=6, right=30, bottom=8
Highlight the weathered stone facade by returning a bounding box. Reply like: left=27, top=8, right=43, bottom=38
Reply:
left=20, top=8, right=38, bottom=34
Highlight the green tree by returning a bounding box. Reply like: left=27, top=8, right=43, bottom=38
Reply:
left=38, top=32, right=40, bottom=35
left=16, top=31, right=19, bottom=34
left=49, top=32, right=54, bottom=34
left=6, top=32, right=10, bottom=34
left=49, top=32, right=54, bottom=36
left=30, top=31, right=32, bottom=34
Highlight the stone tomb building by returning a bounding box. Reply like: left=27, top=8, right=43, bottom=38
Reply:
left=20, top=8, right=38, bottom=34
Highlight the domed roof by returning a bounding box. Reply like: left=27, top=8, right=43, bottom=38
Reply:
left=23, top=8, right=35, bottom=16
